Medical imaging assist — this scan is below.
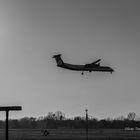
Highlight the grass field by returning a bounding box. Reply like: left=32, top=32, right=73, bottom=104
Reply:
left=0, top=129, right=140, bottom=140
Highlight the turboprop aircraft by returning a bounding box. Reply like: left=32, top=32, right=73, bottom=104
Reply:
left=53, top=54, right=114, bottom=75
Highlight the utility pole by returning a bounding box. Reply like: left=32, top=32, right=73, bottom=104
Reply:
left=85, top=109, right=88, bottom=140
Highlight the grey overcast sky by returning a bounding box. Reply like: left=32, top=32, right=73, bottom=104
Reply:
left=1, top=0, right=140, bottom=119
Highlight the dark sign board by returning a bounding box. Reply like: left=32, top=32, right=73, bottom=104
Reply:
left=0, top=106, right=22, bottom=111
left=0, top=106, right=22, bottom=140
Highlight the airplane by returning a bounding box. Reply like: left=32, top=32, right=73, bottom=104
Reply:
left=52, top=54, right=114, bottom=75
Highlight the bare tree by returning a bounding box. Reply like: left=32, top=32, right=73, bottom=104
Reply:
left=47, top=112, right=56, bottom=120
left=127, top=112, right=136, bottom=120
left=55, top=111, right=65, bottom=120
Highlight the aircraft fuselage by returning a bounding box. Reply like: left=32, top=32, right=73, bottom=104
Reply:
left=58, top=63, right=114, bottom=73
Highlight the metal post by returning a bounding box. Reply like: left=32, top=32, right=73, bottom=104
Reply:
left=6, top=110, right=9, bottom=140
left=85, top=109, right=88, bottom=140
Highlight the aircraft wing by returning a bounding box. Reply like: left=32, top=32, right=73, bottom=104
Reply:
left=91, top=59, right=101, bottom=64
left=85, top=59, right=101, bottom=68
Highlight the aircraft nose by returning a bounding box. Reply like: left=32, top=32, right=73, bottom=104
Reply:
left=111, top=68, right=114, bottom=72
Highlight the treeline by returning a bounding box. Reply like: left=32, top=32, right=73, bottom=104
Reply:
left=0, top=111, right=140, bottom=129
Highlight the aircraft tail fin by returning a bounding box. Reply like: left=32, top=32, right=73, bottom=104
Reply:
left=52, top=54, right=64, bottom=66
